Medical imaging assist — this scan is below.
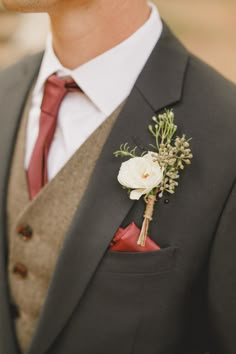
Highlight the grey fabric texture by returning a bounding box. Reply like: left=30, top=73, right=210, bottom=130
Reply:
left=1, top=22, right=236, bottom=354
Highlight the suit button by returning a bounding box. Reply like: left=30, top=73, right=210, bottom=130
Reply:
left=10, top=302, right=20, bottom=319
left=13, top=263, right=28, bottom=278
left=17, top=224, right=33, bottom=241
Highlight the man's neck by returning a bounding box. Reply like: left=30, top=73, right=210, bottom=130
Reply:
left=48, top=0, right=151, bottom=70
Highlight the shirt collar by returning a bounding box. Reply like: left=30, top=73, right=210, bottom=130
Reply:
left=33, top=2, right=163, bottom=116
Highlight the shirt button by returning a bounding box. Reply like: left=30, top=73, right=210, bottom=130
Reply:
left=17, top=224, right=33, bottom=241
left=13, top=263, right=28, bottom=279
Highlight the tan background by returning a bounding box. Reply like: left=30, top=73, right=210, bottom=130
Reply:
left=0, top=0, right=236, bottom=83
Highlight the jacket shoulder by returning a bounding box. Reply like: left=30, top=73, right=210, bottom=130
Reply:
left=185, top=54, right=236, bottom=112
left=0, top=52, right=43, bottom=93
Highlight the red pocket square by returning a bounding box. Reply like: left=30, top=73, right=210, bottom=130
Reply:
left=109, top=222, right=160, bottom=252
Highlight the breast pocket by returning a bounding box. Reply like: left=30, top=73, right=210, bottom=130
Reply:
left=88, top=246, right=181, bottom=354
left=99, top=246, right=178, bottom=276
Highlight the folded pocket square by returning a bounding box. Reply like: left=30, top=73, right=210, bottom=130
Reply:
left=109, top=222, right=161, bottom=252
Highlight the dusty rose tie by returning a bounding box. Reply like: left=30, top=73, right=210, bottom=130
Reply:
left=27, top=74, right=80, bottom=200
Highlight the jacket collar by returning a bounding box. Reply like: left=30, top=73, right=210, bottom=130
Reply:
left=135, top=22, right=188, bottom=110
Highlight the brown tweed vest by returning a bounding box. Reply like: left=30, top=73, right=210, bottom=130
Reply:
left=7, top=93, right=124, bottom=353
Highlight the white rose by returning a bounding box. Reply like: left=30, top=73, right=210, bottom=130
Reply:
left=117, top=152, right=163, bottom=200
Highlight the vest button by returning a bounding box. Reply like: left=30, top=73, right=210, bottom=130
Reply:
left=17, top=224, right=33, bottom=241
left=10, top=302, right=20, bottom=319
left=13, top=263, right=28, bottom=278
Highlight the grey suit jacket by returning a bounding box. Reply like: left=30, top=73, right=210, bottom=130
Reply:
left=1, top=23, right=236, bottom=354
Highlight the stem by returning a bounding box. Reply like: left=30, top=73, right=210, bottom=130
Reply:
left=137, top=193, right=157, bottom=247
left=155, top=125, right=161, bottom=149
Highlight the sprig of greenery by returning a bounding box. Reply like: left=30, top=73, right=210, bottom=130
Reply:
left=113, top=143, right=138, bottom=158
left=148, top=110, right=177, bottom=149
left=149, top=110, right=193, bottom=196
left=157, top=135, right=193, bottom=196
left=114, top=110, right=193, bottom=197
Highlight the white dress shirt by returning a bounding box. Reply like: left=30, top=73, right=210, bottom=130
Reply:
left=25, top=2, right=163, bottom=181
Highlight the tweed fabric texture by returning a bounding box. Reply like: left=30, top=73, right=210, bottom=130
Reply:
left=7, top=94, right=124, bottom=353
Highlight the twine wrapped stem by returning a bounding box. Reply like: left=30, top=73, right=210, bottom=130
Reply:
left=137, top=191, right=158, bottom=247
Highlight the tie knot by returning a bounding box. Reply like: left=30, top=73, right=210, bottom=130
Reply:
left=41, top=74, right=80, bottom=116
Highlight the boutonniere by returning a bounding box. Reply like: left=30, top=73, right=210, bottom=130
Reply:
left=114, top=110, right=193, bottom=247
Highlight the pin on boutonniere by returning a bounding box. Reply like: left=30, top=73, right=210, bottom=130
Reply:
left=114, top=110, right=193, bottom=247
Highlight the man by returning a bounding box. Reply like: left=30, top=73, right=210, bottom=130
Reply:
left=0, top=0, right=236, bottom=353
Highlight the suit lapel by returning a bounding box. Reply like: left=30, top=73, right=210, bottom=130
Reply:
left=0, top=53, right=43, bottom=354
left=28, top=24, right=189, bottom=354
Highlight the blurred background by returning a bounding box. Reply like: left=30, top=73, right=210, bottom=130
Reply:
left=0, top=0, right=235, bottom=83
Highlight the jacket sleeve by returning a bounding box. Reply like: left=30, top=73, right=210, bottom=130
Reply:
left=208, top=179, right=236, bottom=354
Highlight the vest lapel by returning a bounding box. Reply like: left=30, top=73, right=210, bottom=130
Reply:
left=0, top=53, right=43, bottom=354
left=28, top=24, right=189, bottom=354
